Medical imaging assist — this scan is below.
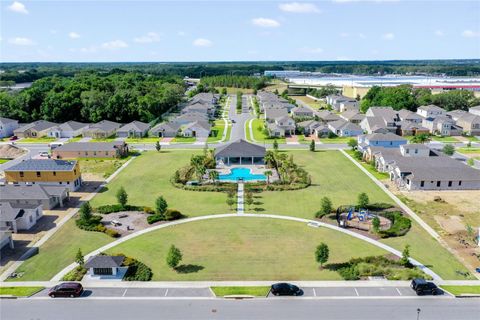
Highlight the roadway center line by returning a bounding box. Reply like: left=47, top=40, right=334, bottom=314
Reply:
left=354, top=288, right=359, bottom=296
left=122, top=289, right=128, bottom=297
left=396, top=288, right=402, bottom=296
left=312, top=288, right=316, bottom=297
left=164, top=289, right=169, bottom=297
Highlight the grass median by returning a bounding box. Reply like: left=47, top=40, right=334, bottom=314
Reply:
left=211, top=286, right=270, bottom=297
left=0, top=287, right=45, bottom=297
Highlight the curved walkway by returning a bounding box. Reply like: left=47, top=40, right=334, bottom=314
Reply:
left=51, top=213, right=442, bottom=281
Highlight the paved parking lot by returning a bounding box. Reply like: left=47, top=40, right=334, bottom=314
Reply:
left=268, top=286, right=419, bottom=298
left=32, top=287, right=214, bottom=298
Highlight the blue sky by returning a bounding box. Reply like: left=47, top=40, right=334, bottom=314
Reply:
left=1, top=0, right=479, bottom=62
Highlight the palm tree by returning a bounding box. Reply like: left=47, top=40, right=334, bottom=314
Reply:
left=264, top=151, right=276, bottom=169
left=209, top=170, right=219, bottom=184
left=264, top=170, right=272, bottom=184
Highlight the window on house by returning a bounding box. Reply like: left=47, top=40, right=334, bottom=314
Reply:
left=420, top=181, right=424, bottom=187
left=437, top=181, right=441, bottom=187
left=415, top=149, right=418, bottom=154
left=29, top=216, right=33, bottom=223
left=74, top=169, right=77, bottom=175
left=448, top=181, right=452, bottom=187
left=20, top=171, right=24, bottom=177
left=459, top=181, right=462, bottom=186
left=36, top=171, right=41, bottom=177
left=67, top=181, right=70, bottom=184
left=53, top=171, right=56, bottom=176
left=406, top=148, right=409, bottom=154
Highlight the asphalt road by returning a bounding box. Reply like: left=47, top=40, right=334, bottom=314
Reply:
left=2, top=297, right=479, bottom=320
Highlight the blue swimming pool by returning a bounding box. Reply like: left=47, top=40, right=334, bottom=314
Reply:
left=218, top=168, right=266, bottom=181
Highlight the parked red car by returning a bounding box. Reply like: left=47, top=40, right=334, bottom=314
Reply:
left=9, top=136, right=18, bottom=141
left=48, top=282, right=84, bottom=298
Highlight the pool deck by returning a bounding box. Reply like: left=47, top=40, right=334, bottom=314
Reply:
left=212, top=165, right=279, bottom=182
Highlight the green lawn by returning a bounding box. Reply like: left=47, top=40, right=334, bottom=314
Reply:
left=207, top=120, right=231, bottom=143
left=464, top=135, right=479, bottom=142
left=256, top=150, right=393, bottom=218
left=431, top=136, right=460, bottom=142
left=105, top=217, right=386, bottom=280
left=68, top=136, right=82, bottom=142
left=345, top=150, right=390, bottom=180
left=0, top=159, right=10, bottom=164
left=91, top=150, right=229, bottom=216
left=11, top=219, right=112, bottom=281
left=294, top=96, right=326, bottom=110
left=440, top=285, right=480, bottom=296
left=17, top=137, right=57, bottom=144
left=458, top=147, right=480, bottom=154
left=125, top=137, right=161, bottom=143
left=171, top=136, right=196, bottom=144
left=248, top=118, right=286, bottom=144
left=0, top=287, right=44, bottom=297
left=319, top=137, right=353, bottom=144
left=211, top=286, right=270, bottom=297
left=79, top=157, right=129, bottom=179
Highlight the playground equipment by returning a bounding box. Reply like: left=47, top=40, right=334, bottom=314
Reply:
left=337, top=206, right=389, bottom=231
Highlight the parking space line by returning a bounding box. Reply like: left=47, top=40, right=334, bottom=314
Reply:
left=164, top=289, right=169, bottom=297
left=354, top=288, right=359, bottom=296
left=312, top=288, right=316, bottom=297
left=122, top=289, right=128, bottom=297
left=396, top=288, right=402, bottom=296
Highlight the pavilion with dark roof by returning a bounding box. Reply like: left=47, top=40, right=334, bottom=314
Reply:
left=214, top=139, right=266, bottom=165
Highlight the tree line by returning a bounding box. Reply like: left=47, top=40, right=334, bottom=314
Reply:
left=200, top=75, right=268, bottom=90
left=360, top=85, right=480, bottom=112
left=0, top=72, right=185, bottom=123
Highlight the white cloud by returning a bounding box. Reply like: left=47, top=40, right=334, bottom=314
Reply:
left=7, top=1, right=28, bottom=14
left=193, top=38, right=213, bottom=47
left=134, top=32, right=160, bottom=43
left=299, top=47, right=324, bottom=54
left=252, top=18, right=281, bottom=28
left=8, top=37, right=35, bottom=46
left=68, top=32, right=81, bottom=39
left=279, top=2, right=321, bottom=13
left=382, top=32, right=395, bottom=40
left=434, top=30, right=444, bottom=37
left=462, top=30, right=480, bottom=38
left=358, top=33, right=367, bottom=39
left=340, top=32, right=350, bottom=38
left=80, top=46, right=97, bottom=53
left=101, top=40, right=128, bottom=50
left=177, top=31, right=187, bottom=37
left=333, top=0, right=399, bottom=3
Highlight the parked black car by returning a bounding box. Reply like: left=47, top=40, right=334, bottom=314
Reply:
left=410, top=279, right=440, bottom=296
left=49, top=283, right=84, bottom=298
left=270, top=283, right=302, bottom=296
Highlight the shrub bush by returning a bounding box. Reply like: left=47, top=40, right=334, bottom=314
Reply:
left=62, top=266, right=87, bottom=281
left=123, top=260, right=153, bottom=281
left=164, top=209, right=182, bottom=221
left=147, top=214, right=164, bottom=224
left=337, top=265, right=360, bottom=280
left=104, top=228, right=121, bottom=238
left=366, top=202, right=394, bottom=211
left=143, top=206, right=155, bottom=214
left=75, top=216, right=103, bottom=231
left=377, top=211, right=412, bottom=238
left=95, top=204, right=143, bottom=214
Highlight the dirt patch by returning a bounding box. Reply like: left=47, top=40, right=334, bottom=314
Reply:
left=101, top=211, right=162, bottom=235
left=0, top=144, right=27, bottom=159
left=434, top=215, right=466, bottom=234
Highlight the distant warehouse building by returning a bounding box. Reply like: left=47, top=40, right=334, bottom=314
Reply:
left=52, top=142, right=129, bottom=159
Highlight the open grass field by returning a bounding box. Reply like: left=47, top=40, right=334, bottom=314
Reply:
left=458, top=147, right=480, bottom=154
left=319, top=137, right=353, bottom=144
left=90, top=151, right=229, bottom=216
left=431, top=136, right=460, bottom=142
left=211, top=286, right=270, bottom=297
left=255, top=150, right=394, bottom=218
left=0, top=159, right=10, bottom=164
left=125, top=137, right=161, bottom=143
left=249, top=118, right=286, bottom=144
left=0, top=287, right=45, bottom=297
left=345, top=150, right=390, bottom=180
left=105, top=217, right=386, bottom=281
left=171, top=136, right=196, bottom=143
left=207, top=120, right=231, bottom=143
left=11, top=219, right=113, bottom=281
left=67, top=136, right=82, bottom=142
left=294, top=96, right=326, bottom=110
left=91, top=137, right=116, bottom=142
left=79, top=157, right=129, bottom=180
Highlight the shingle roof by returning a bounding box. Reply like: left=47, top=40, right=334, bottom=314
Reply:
left=15, top=120, right=57, bottom=133
left=54, top=142, right=125, bottom=152
left=84, top=255, right=124, bottom=268
left=7, top=159, right=77, bottom=172
left=0, top=184, right=51, bottom=200
left=150, top=122, right=181, bottom=133
left=117, top=121, right=150, bottom=133
left=215, top=139, right=266, bottom=158
left=418, top=104, right=444, bottom=112
left=365, top=132, right=408, bottom=142
left=0, top=117, right=18, bottom=125
left=0, top=202, right=20, bottom=221
left=87, top=120, right=122, bottom=132
left=58, top=121, right=90, bottom=132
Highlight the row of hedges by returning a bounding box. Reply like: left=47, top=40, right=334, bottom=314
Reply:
left=171, top=180, right=237, bottom=193
left=377, top=211, right=412, bottom=238
left=108, top=253, right=153, bottom=281
left=95, top=204, right=144, bottom=214
left=62, top=266, right=87, bottom=281
left=75, top=216, right=120, bottom=238
left=147, top=209, right=183, bottom=224
left=334, top=256, right=431, bottom=281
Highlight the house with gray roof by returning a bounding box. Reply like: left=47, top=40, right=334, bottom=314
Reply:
left=0, top=117, right=19, bottom=138
left=215, top=139, right=266, bottom=165
left=84, top=255, right=128, bottom=280
left=264, top=107, right=289, bottom=123
left=417, top=104, right=445, bottom=119
left=172, top=113, right=209, bottom=125
left=13, top=120, right=58, bottom=138
left=0, top=228, right=13, bottom=250
left=398, top=109, right=423, bottom=124
left=52, top=141, right=129, bottom=159
left=0, top=184, right=69, bottom=209
left=297, top=120, right=322, bottom=136
left=373, top=144, right=480, bottom=190
left=327, top=119, right=363, bottom=137
left=326, top=95, right=359, bottom=112
left=150, top=122, right=181, bottom=138
left=182, top=102, right=215, bottom=118
left=46, top=121, right=90, bottom=138
left=316, top=110, right=341, bottom=123
left=455, top=113, right=480, bottom=136
left=82, top=120, right=122, bottom=139
left=422, top=115, right=462, bottom=136
left=0, top=201, right=43, bottom=233
left=469, top=105, right=480, bottom=116
left=361, top=107, right=399, bottom=134
left=291, top=106, right=314, bottom=118
left=117, top=121, right=150, bottom=138
left=357, top=132, right=408, bottom=152
left=339, top=111, right=365, bottom=124
left=180, top=120, right=211, bottom=138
